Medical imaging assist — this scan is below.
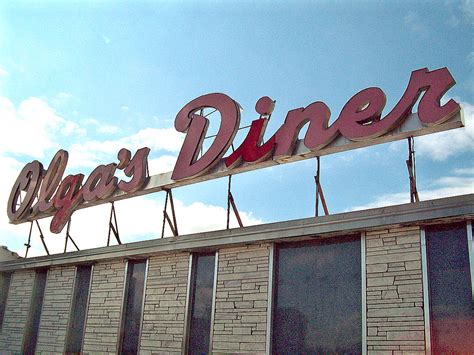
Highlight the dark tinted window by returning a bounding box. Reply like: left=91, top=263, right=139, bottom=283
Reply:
left=0, top=272, right=12, bottom=329
left=272, top=236, right=361, bottom=354
left=22, top=269, right=47, bottom=355
left=426, top=222, right=474, bottom=352
left=65, top=265, right=92, bottom=353
left=187, top=253, right=215, bottom=354
left=119, top=260, right=147, bottom=354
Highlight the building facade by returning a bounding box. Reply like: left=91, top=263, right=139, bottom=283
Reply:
left=0, top=194, right=473, bottom=354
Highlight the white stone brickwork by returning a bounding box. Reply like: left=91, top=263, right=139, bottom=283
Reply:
left=36, top=266, right=75, bottom=353
left=140, top=252, right=189, bottom=354
left=365, top=226, right=425, bottom=354
left=0, top=270, right=35, bottom=352
left=212, top=243, right=270, bottom=354
left=82, top=260, right=125, bottom=354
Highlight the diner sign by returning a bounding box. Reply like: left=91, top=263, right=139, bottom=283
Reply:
left=7, top=67, right=464, bottom=233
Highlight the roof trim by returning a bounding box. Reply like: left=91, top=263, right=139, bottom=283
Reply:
left=1, top=194, right=472, bottom=271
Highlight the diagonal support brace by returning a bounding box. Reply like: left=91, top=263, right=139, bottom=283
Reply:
left=24, top=220, right=50, bottom=258
left=406, top=136, right=420, bottom=203
left=63, top=219, right=80, bottom=253
left=315, top=156, right=329, bottom=217
left=107, top=202, right=122, bottom=246
left=227, top=175, right=244, bottom=229
left=161, top=189, right=178, bottom=238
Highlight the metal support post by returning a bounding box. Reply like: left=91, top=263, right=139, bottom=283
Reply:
left=314, top=157, right=329, bottom=217
left=226, top=175, right=244, bottom=229
left=24, top=222, right=33, bottom=258
left=161, top=189, right=178, bottom=238
left=24, top=220, right=50, bottom=257
left=107, top=202, right=122, bottom=246
left=406, top=136, right=420, bottom=203
left=63, top=219, right=80, bottom=253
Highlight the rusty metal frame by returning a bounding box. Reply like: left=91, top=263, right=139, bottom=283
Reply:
left=314, top=157, right=329, bottom=217
left=63, top=219, right=79, bottom=253
left=226, top=175, right=243, bottom=229
left=407, top=136, right=420, bottom=203
left=24, top=220, right=50, bottom=258
left=107, top=202, right=122, bottom=246
left=161, top=189, right=178, bottom=238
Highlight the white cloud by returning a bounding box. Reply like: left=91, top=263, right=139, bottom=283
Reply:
left=388, top=101, right=474, bottom=160
left=67, top=127, right=183, bottom=168
left=349, top=168, right=474, bottom=211
left=404, top=11, right=429, bottom=35
left=0, top=96, right=86, bottom=159
left=1, top=193, right=263, bottom=257
left=0, top=67, right=8, bottom=76
left=57, top=92, right=73, bottom=100
left=83, top=117, right=119, bottom=134
left=460, top=0, right=474, bottom=23
left=148, top=155, right=177, bottom=174
left=454, top=167, right=474, bottom=175
left=415, top=101, right=474, bottom=160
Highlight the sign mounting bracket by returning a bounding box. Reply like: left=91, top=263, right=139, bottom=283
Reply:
left=63, top=219, right=80, bottom=253
left=315, top=156, right=329, bottom=217
left=107, top=202, right=122, bottom=246
left=24, top=220, right=50, bottom=258
left=227, top=175, right=244, bottom=229
left=406, top=136, right=420, bottom=203
left=161, top=189, right=178, bottom=238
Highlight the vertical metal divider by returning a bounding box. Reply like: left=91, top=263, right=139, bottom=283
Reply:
left=21, top=271, right=36, bottom=352
left=36, top=268, right=49, bottom=350
left=80, top=264, right=94, bottom=353
left=265, top=243, right=275, bottom=355
left=22, top=268, right=49, bottom=353
left=361, top=232, right=367, bottom=355
left=0, top=272, right=12, bottom=331
left=63, top=265, right=78, bottom=353
left=208, top=251, right=219, bottom=354
left=420, top=227, right=432, bottom=355
left=116, top=260, right=130, bottom=354
left=182, top=253, right=194, bottom=355
left=466, top=221, right=474, bottom=306
left=137, top=258, right=150, bottom=354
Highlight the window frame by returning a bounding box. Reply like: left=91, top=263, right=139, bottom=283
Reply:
left=64, top=264, right=94, bottom=354
left=117, top=258, right=149, bottom=355
left=269, top=234, right=364, bottom=354
left=421, top=220, right=474, bottom=354
left=183, top=251, right=218, bottom=354
left=21, top=268, right=48, bottom=354
left=0, top=272, right=12, bottom=330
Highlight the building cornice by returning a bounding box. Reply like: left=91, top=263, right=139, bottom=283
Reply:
left=1, top=193, right=472, bottom=272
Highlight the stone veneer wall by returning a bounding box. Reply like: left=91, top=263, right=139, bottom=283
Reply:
left=36, top=266, right=75, bottom=353
left=212, top=243, right=270, bottom=354
left=365, top=226, right=425, bottom=354
left=140, top=252, right=189, bottom=354
left=82, top=260, right=125, bottom=354
left=0, top=270, right=34, bottom=351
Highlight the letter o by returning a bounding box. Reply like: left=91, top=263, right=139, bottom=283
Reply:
left=7, top=161, right=43, bottom=221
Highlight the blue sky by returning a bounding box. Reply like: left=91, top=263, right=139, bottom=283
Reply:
left=0, top=0, right=472, bottom=256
